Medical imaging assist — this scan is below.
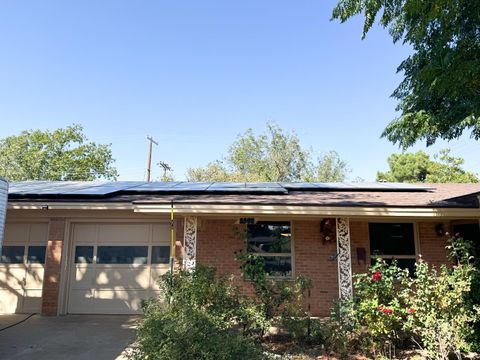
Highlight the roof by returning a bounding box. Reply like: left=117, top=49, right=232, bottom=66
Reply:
left=6, top=181, right=480, bottom=208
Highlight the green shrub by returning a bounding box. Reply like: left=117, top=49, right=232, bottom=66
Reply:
left=131, top=302, right=265, bottom=360
left=235, top=251, right=313, bottom=340
left=129, top=265, right=267, bottom=360
left=406, top=260, right=479, bottom=359
left=325, top=233, right=480, bottom=359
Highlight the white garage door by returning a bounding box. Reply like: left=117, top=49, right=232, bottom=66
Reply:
left=68, top=222, right=170, bottom=314
left=0, top=222, right=48, bottom=314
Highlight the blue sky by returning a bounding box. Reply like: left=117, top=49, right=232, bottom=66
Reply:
left=0, top=0, right=478, bottom=181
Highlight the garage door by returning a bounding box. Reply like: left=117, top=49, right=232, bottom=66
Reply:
left=68, top=222, right=170, bottom=314
left=0, top=222, right=48, bottom=314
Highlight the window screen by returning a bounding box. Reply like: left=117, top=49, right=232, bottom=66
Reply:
left=247, top=221, right=292, bottom=277
left=97, top=246, right=148, bottom=264
left=0, top=246, right=24, bottom=264
left=247, top=222, right=291, bottom=254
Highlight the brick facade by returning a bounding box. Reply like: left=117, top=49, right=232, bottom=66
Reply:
left=194, top=218, right=453, bottom=317
left=41, top=218, right=65, bottom=316
left=25, top=216, right=458, bottom=316
left=417, top=221, right=449, bottom=268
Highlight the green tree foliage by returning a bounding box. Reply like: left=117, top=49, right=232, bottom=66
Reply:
left=0, top=124, right=118, bottom=181
left=332, top=0, right=480, bottom=148
left=186, top=123, right=349, bottom=182
left=129, top=266, right=267, bottom=360
left=376, top=148, right=478, bottom=183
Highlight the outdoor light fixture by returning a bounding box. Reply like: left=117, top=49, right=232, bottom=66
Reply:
left=434, top=223, right=445, bottom=236
left=320, top=218, right=336, bottom=243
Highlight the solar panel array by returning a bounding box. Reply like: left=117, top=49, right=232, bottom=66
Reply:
left=7, top=180, right=433, bottom=197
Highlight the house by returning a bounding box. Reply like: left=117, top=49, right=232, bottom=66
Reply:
left=1, top=181, right=479, bottom=316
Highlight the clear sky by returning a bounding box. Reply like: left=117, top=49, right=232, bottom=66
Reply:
left=0, top=0, right=478, bottom=181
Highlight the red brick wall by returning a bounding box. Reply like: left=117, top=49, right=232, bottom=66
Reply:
left=41, top=218, right=65, bottom=316
left=350, top=221, right=370, bottom=274
left=195, top=218, right=453, bottom=317
left=196, top=219, right=250, bottom=290
left=293, top=220, right=338, bottom=316
left=418, top=221, right=449, bottom=268
left=196, top=219, right=339, bottom=316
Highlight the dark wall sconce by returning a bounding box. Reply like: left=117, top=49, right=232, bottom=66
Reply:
left=320, top=218, right=336, bottom=243
left=434, top=223, right=445, bottom=237
left=356, top=247, right=366, bottom=265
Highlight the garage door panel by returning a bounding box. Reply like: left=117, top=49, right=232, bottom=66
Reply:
left=152, top=224, right=170, bottom=244
left=28, top=223, right=49, bottom=244
left=68, top=222, right=171, bottom=314
left=0, top=266, right=26, bottom=288
left=24, top=267, right=44, bottom=288
left=4, top=223, right=28, bottom=244
left=22, top=290, right=42, bottom=313
left=95, top=266, right=151, bottom=289
left=0, top=222, right=47, bottom=314
left=68, top=289, right=94, bottom=314
left=0, top=289, right=22, bottom=314
left=73, top=224, right=97, bottom=244
left=98, top=224, right=149, bottom=244
left=94, top=289, right=147, bottom=314
left=71, top=267, right=96, bottom=288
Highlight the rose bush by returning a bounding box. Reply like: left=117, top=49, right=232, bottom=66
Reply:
left=326, top=233, right=479, bottom=359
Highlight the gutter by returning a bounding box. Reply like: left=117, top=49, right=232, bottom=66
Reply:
left=8, top=201, right=480, bottom=219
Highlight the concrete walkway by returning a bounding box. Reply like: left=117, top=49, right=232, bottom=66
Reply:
left=0, top=315, right=138, bottom=360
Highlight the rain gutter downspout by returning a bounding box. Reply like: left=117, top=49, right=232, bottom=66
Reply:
left=0, top=178, right=8, bottom=253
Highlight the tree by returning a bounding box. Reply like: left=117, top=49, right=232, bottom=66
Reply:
left=332, top=0, right=480, bottom=148
left=0, top=124, right=118, bottom=181
left=186, top=123, right=349, bottom=182
left=377, top=148, right=478, bottom=183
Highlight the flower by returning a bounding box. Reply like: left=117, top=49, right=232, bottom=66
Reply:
left=377, top=305, right=384, bottom=311
left=381, top=308, right=393, bottom=314
left=409, top=307, right=415, bottom=314
left=371, top=271, right=382, bottom=282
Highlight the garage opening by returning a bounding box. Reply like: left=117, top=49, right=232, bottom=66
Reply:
left=67, top=222, right=170, bottom=314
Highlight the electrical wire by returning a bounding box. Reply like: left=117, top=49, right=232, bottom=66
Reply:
left=0, top=313, right=35, bottom=332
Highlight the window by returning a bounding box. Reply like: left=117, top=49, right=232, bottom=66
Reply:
left=369, top=223, right=416, bottom=273
left=97, top=246, right=148, bottom=264
left=247, top=221, right=292, bottom=277
left=0, top=246, right=24, bottom=264
left=75, top=246, right=94, bottom=264
left=151, top=246, right=170, bottom=264
left=27, top=246, right=46, bottom=264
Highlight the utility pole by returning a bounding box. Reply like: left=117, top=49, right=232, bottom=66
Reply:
left=158, top=161, right=172, bottom=180
left=146, top=136, right=158, bottom=182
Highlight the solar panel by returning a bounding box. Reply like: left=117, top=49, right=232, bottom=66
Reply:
left=281, top=182, right=432, bottom=191
left=171, top=182, right=213, bottom=191
left=8, top=180, right=433, bottom=197
left=68, top=181, right=145, bottom=195
left=8, top=181, right=102, bottom=195
left=120, top=182, right=182, bottom=192
left=206, top=182, right=287, bottom=193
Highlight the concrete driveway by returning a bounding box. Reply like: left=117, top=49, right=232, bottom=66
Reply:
left=0, top=314, right=138, bottom=360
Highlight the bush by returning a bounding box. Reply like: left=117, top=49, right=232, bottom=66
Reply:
left=129, top=265, right=267, bottom=360
left=235, top=251, right=313, bottom=340
left=326, top=234, right=480, bottom=359
left=407, top=260, right=478, bottom=359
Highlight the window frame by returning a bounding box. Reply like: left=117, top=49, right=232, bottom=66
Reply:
left=368, top=221, right=419, bottom=267
left=246, top=220, right=295, bottom=279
